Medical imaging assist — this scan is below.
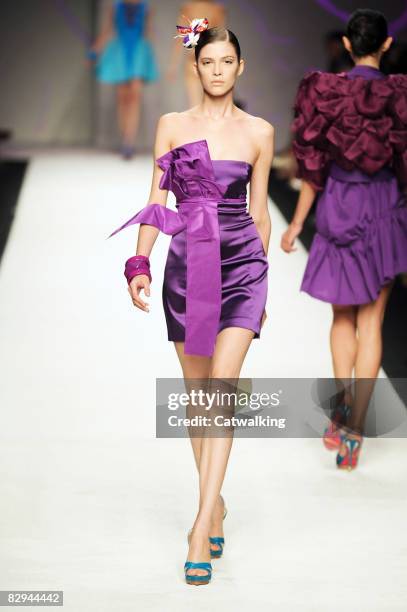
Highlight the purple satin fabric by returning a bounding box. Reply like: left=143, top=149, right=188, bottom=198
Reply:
left=107, top=139, right=268, bottom=356
left=300, top=67, right=407, bottom=304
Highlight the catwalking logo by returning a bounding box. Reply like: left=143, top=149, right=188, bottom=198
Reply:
left=168, top=413, right=287, bottom=429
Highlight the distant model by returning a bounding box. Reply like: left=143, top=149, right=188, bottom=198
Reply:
left=281, top=9, right=407, bottom=471
left=88, top=0, right=159, bottom=158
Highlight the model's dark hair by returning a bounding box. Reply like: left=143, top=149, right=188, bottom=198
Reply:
left=194, top=26, right=241, bottom=61
left=346, top=9, right=388, bottom=58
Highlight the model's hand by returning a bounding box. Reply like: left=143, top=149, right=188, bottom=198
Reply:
left=280, top=222, right=302, bottom=253
left=128, top=275, right=150, bottom=312
left=261, top=308, right=267, bottom=329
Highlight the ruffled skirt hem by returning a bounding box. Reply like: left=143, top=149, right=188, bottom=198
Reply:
left=96, top=37, right=159, bottom=83
left=301, top=203, right=407, bottom=305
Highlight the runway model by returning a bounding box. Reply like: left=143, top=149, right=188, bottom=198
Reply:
left=88, top=0, right=159, bottom=159
left=108, top=21, right=273, bottom=584
left=281, top=9, right=407, bottom=470
left=166, top=1, right=226, bottom=106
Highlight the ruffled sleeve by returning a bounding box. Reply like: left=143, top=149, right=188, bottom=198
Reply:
left=292, top=70, right=407, bottom=189
left=388, top=74, right=407, bottom=186
left=291, top=71, right=331, bottom=191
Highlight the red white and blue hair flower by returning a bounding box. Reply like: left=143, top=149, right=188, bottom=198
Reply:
left=174, top=17, right=209, bottom=49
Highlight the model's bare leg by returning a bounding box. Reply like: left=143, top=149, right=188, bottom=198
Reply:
left=122, top=78, right=142, bottom=147
left=178, top=326, right=254, bottom=577
left=173, top=343, right=211, bottom=468
left=349, top=281, right=394, bottom=433
left=173, top=344, right=226, bottom=558
left=116, top=82, right=129, bottom=144
left=330, top=304, right=358, bottom=408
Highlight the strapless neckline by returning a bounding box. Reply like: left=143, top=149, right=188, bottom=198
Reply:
left=164, top=139, right=253, bottom=169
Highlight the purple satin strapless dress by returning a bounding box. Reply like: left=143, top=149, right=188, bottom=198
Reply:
left=295, top=64, right=407, bottom=305
left=108, top=139, right=269, bottom=357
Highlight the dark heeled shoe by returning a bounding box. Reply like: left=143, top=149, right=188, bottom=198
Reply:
left=120, top=144, right=136, bottom=160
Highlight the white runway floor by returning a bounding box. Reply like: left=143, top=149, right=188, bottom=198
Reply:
left=0, top=149, right=406, bottom=611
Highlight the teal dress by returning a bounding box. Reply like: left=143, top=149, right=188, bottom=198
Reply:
left=96, top=1, right=159, bottom=83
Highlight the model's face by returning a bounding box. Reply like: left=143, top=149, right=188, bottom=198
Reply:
left=195, top=40, right=243, bottom=96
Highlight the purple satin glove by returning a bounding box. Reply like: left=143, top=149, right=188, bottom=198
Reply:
left=124, top=255, right=152, bottom=284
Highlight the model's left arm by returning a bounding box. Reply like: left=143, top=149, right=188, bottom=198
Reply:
left=248, top=120, right=274, bottom=257
left=89, top=4, right=114, bottom=54
left=145, top=5, right=155, bottom=41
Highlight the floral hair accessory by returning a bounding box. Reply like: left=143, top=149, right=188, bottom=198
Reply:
left=174, top=16, right=209, bottom=49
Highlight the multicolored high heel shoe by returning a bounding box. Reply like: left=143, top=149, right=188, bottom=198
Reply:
left=184, top=561, right=212, bottom=586
left=323, top=403, right=351, bottom=450
left=336, top=432, right=363, bottom=471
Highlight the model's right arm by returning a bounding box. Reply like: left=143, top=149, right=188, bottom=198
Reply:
left=134, top=113, right=174, bottom=255
left=280, top=181, right=317, bottom=254
left=90, top=4, right=115, bottom=54
left=128, top=114, right=174, bottom=311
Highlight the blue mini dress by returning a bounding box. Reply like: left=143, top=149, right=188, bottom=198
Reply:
left=96, top=1, right=159, bottom=84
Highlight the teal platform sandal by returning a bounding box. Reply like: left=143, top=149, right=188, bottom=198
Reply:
left=210, top=499, right=228, bottom=558
left=187, top=497, right=228, bottom=559
left=209, top=536, right=225, bottom=559
left=184, top=561, right=212, bottom=586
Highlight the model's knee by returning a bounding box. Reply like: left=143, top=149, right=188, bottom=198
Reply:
left=357, top=312, right=383, bottom=337
left=129, top=84, right=141, bottom=101
left=332, top=305, right=357, bottom=326
left=209, top=366, right=240, bottom=380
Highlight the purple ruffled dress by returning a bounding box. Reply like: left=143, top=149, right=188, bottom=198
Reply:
left=107, top=139, right=268, bottom=357
left=292, top=64, right=407, bottom=305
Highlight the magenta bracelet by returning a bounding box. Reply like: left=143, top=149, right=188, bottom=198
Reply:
left=124, top=255, right=152, bottom=284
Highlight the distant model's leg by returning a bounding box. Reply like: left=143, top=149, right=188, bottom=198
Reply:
left=178, top=327, right=255, bottom=579
left=330, top=304, right=358, bottom=408
left=336, top=281, right=394, bottom=467
left=122, top=78, right=143, bottom=147
left=351, top=281, right=394, bottom=432
left=116, top=82, right=129, bottom=145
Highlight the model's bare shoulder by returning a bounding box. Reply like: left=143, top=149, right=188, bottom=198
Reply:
left=155, top=112, right=181, bottom=144
left=156, top=112, right=180, bottom=131
left=244, top=116, right=275, bottom=165
left=251, top=116, right=275, bottom=140
left=154, top=113, right=180, bottom=157
left=237, top=112, right=274, bottom=139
